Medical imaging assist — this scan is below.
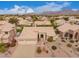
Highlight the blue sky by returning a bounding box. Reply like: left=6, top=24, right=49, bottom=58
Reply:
left=0, top=1, right=79, bottom=14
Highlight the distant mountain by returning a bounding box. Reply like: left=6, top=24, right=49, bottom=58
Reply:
left=25, top=9, right=79, bottom=16
left=39, top=10, right=79, bottom=15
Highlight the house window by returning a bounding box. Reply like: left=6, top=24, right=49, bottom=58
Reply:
left=40, top=34, right=44, bottom=38
left=5, top=32, right=8, bottom=34
left=75, top=32, right=78, bottom=39
left=37, top=34, right=40, bottom=42
left=69, top=34, right=73, bottom=39
left=65, top=32, right=69, bottom=37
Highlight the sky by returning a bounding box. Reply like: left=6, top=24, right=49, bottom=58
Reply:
left=0, top=1, right=79, bottom=14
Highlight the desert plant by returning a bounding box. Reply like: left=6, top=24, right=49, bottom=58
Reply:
left=63, top=17, right=69, bottom=21
left=9, top=17, right=19, bottom=25
left=0, top=43, right=8, bottom=53
left=36, top=47, right=42, bottom=54
left=10, top=43, right=16, bottom=47
left=45, top=50, right=48, bottom=53
left=4, top=43, right=10, bottom=48
left=0, top=16, right=4, bottom=21
left=47, top=36, right=53, bottom=42
left=67, top=43, right=72, bottom=48
left=10, top=40, right=17, bottom=47
left=75, top=40, right=79, bottom=42
left=69, top=40, right=74, bottom=43
left=50, top=20, right=58, bottom=29
left=51, top=46, right=57, bottom=50
left=55, top=29, right=60, bottom=34
left=61, top=39, right=65, bottom=42
left=31, top=15, right=38, bottom=22
left=0, top=46, right=6, bottom=53
left=76, top=47, right=79, bottom=52
left=76, top=16, right=79, bottom=19
left=16, top=26, right=23, bottom=33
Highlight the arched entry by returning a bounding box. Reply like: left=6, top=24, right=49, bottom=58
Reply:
left=38, top=32, right=47, bottom=42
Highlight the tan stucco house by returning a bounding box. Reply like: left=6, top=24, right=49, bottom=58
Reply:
left=17, top=27, right=56, bottom=45
left=57, top=23, right=79, bottom=40
left=0, top=21, right=16, bottom=44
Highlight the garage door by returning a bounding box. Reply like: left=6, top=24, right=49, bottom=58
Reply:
left=18, top=41, right=37, bottom=45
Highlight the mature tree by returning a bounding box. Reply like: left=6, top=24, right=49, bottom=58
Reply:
left=31, top=15, right=38, bottom=26
left=0, top=16, right=4, bottom=21
left=63, top=17, right=69, bottom=21
left=50, top=20, right=58, bottom=29
left=9, top=17, right=19, bottom=25
left=31, top=15, right=38, bottom=22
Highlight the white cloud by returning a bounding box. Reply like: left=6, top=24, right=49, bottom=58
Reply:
left=26, top=8, right=34, bottom=14
left=72, top=9, right=78, bottom=11
left=35, top=2, right=70, bottom=13
left=0, top=2, right=71, bottom=14
left=0, top=5, right=31, bottom=14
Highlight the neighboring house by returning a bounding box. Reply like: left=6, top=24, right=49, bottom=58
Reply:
left=17, top=27, right=56, bottom=45
left=69, top=18, right=79, bottom=25
left=25, top=16, right=33, bottom=22
left=0, top=21, right=16, bottom=44
left=34, top=20, right=51, bottom=26
left=54, top=19, right=66, bottom=26
left=53, top=16, right=67, bottom=20
left=40, top=16, right=48, bottom=21
left=57, top=23, right=79, bottom=40
left=18, top=19, right=33, bottom=26
left=69, top=16, right=75, bottom=20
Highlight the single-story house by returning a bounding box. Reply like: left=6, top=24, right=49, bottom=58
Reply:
left=34, top=20, right=51, bottom=26
left=17, top=27, right=56, bottom=45
left=18, top=19, right=33, bottom=26
left=54, top=19, right=66, bottom=26
left=40, top=16, right=48, bottom=21
left=57, top=23, right=79, bottom=40
left=69, top=16, right=75, bottom=20
left=0, top=22, right=16, bottom=43
left=25, top=16, right=33, bottom=22
left=69, top=18, right=79, bottom=25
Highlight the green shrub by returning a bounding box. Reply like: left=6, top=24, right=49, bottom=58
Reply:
left=0, top=43, right=8, bottom=53
left=47, top=36, right=53, bottom=42
left=10, top=40, right=17, bottom=47
left=75, top=40, right=79, bottom=42
left=51, top=46, right=57, bottom=50
left=10, top=43, right=16, bottom=47
left=9, top=17, right=18, bottom=25
left=0, top=46, right=6, bottom=53
left=4, top=43, right=10, bottom=48
left=16, top=29, right=22, bottom=32
left=63, top=17, right=69, bottom=21
left=69, top=40, right=74, bottom=43
left=67, top=43, right=72, bottom=48
left=76, top=47, right=79, bottom=52
left=16, top=27, right=23, bottom=33
left=61, top=39, right=65, bottom=42
left=36, top=47, right=42, bottom=54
